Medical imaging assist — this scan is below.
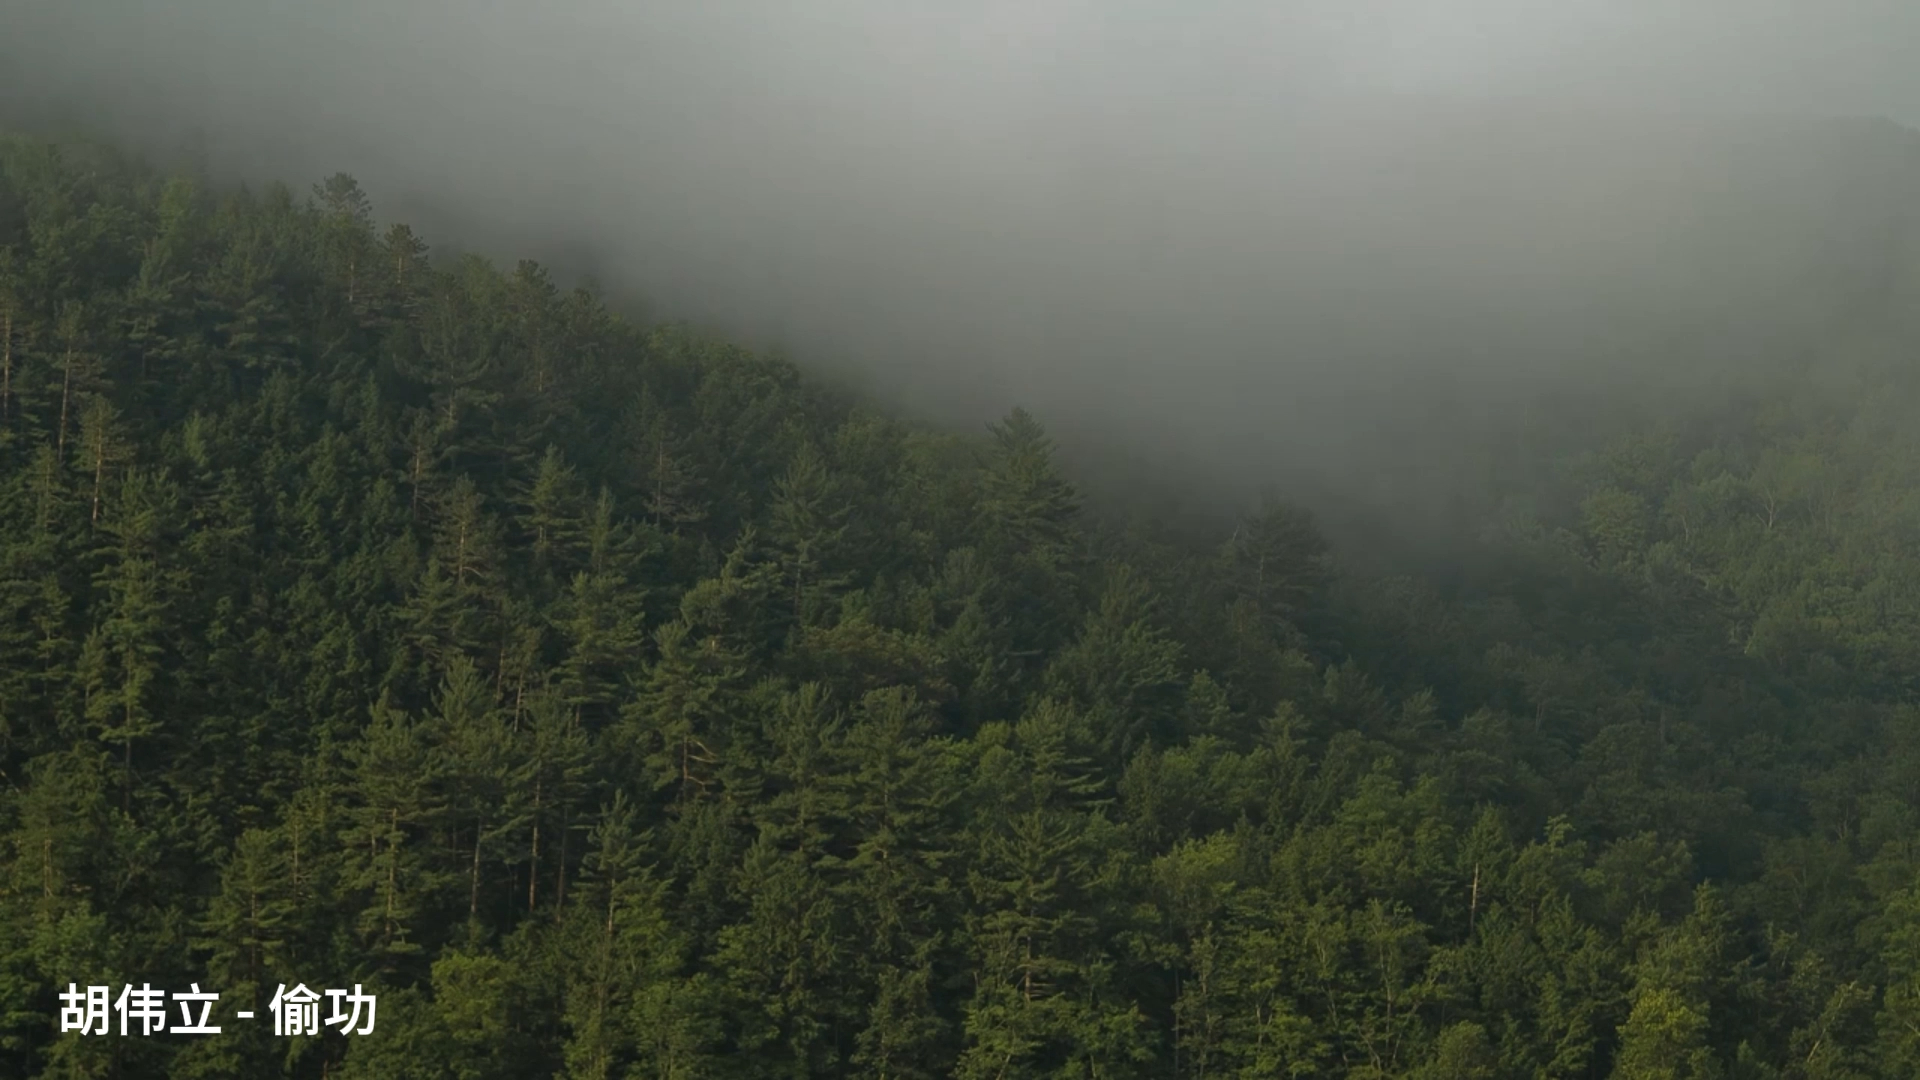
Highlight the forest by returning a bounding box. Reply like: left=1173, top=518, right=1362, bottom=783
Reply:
left=3, top=130, right=1920, bottom=1079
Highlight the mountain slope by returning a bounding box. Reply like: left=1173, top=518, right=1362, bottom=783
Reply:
left=3, top=130, right=1920, bottom=1078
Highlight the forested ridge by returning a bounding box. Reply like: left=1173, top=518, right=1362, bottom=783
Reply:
left=4, top=132, right=1920, bottom=1079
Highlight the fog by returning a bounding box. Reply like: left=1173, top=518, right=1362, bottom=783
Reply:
left=8, top=1, right=1920, bottom=541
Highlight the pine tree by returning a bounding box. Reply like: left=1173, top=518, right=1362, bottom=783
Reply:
left=552, top=568, right=647, bottom=728
left=1221, top=495, right=1330, bottom=641
left=513, top=691, right=597, bottom=918
left=627, top=386, right=708, bottom=530
left=767, top=442, right=853, bottom=627
left=1042, top=562, right=1185, bottom=765
left=957, top=701, right=1147, bottom=1077
left=838, top=687, right=960, bottom=1075
left=1611, top=887, right=1732, bottom=1080
left=513, top=445, right=588, bottom=585
left=314, top=173, right=375, bottom=311
left=340, top=697, right=449, bottom=978
left=80, top=468, right=180, bottom=814
left=559, top=790, right=710, bottom=1079
left=195, top=828, right=297, bottom=1029
left=426, top=655, right=519, bottom=933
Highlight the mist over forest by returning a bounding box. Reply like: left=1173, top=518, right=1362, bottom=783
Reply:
left=14, top=1, right=1920, bottom=542
left=11, top=3, right=1920, bottom=1078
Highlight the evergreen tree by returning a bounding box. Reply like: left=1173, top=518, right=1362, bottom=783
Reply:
left=4, top=126, right=1920, bottom=1078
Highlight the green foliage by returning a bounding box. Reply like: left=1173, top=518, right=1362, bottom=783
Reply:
left=3, top=130, right=1920, bottom=1077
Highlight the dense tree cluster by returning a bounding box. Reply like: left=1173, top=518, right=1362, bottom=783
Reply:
left=4, top=132, right=1920, bottom=1078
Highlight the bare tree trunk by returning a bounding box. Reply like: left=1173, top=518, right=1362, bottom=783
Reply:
left=469, top=823, right=483, bottom=921
left=410, top=439, right=425, bottom=519
left=91, top=434, right=108, bottom=523
left=528, top=779, right=542, bottom=913
left=1469, top=863, right=1480, bottom=931
left=57, top=348, right=73, bottom=463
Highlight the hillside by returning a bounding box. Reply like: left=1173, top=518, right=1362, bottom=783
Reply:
left=5, top=131, right=1920, bottom=1078
left=930, top=104, right=1920, bottom=561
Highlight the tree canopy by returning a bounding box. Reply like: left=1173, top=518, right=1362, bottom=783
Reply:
left=4, top=132, right=1920, bottom=1078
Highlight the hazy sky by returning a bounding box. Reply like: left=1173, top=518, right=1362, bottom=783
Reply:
left=7, top=1, right=1920, bottom=536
